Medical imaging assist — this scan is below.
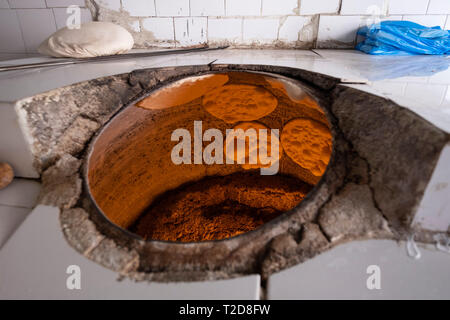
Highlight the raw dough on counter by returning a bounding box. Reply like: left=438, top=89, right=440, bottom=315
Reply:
left=38, top=22, right=134, bottom=58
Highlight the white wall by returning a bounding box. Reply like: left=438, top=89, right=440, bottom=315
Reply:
left=0, top=0, right=449, bottom=54
left=0, top=0, right=92, bottom=54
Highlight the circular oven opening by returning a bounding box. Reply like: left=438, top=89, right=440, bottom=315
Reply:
left=86, top=71, right=333, bottom=242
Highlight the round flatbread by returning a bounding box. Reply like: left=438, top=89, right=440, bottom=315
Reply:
left=281, top=118, right=332, bottom=176
left=225, top=121, right=281, bottom=170
left=136, top=74, right=229, bottom=110
left=203, top=84, right=278, bottom=123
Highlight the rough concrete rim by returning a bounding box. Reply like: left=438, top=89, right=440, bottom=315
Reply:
left=75, top=67, right=345, bottom=283
left=82, top=69, right=338, bottom=245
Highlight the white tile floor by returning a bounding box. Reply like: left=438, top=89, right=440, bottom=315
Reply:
left=0, top=178, right=40, bottom=248
left=267, top=239, right=450, bottom=299
left=0, top=178, right=40, bottom=208
left=0, top=205, right=260, bottom=300
left=0, top=177, right=261, bottom=300
left=1, top=202, right=449, bottom=299
left=0, top=205, right=30, bottom=249
left=0, top=49, right=449, bottom=299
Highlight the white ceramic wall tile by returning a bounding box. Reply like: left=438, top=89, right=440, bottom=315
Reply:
left=413, top=143, right=450, bottom=231
left=174, top=17, right=207, bottom=46
left=428, top=0, right=450, bottom=14
left=226, top=0, right=261, bottom=16
left=317, top=15, right=362, bottom=48
left=0, top=178, right=41, bottom=208
left=0, top=0, right=9, bottom=8
left=53, top=7, right=92, bottom=30
left=381, top=15, right=404, bottom=21
left=208, top=17, right=242, bottom=42
left=341, top=0, right=387, bottom=15
left=45, top=0, right=86, bottom=7
left=155, top=0, right=189, bottom=17
left=389, top=0, right=430, bottom=15
left=243, top=18, right=279, bottom=44
left=267, top=240, right=450, bottom=299
left=17, top=9, right=57, bottom=52
left=261, top=0, right=298, bottom=16
left=122, top=0, right=156, bottom=17
left=402, top=14, right=447, bottom=28
left=94, top=0, right=121, bottom=11
left=0, top=205, right=261, bottom=299
left=278, top=16, right=313, bottom=42
left=8, top=0, right=46, bottom=8
left=190, top=0, right=225, bottom=16
left=0, top=10, right=26, bottom=53
left=300, top=0, right=340, bottom=14
left=0, top=205, right=30, bottom=249
left=142, top=17, right=174, bottom=40
left=1, top=0, right=449, bottom=53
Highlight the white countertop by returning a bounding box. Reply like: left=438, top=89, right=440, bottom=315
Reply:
left=1, top=49, right=449, bottom=133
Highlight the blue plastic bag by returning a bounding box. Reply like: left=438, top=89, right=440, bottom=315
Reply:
left=356, top=21, right=450, bottom=55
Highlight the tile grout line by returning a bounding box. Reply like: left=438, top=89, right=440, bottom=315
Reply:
left=0, top=203, right=34, bottom=210
left=12, top=8, right=27, bottom=53
left=425, top=0, right=431, bottom=14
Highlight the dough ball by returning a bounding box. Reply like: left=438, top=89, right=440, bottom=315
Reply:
left=38, top=22, right=134, bottom=58
left=225, top=121, right=282, bottom=170
left=136, top=74, right=229, bottom=110
left=203, top=84, right=278, bottom=123
left=281, top=118, right=332, bottom=176
left=0, top=162, right=14, bottom=190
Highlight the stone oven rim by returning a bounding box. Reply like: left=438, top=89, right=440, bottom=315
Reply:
left=82, top=68, right=338, bottom=246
